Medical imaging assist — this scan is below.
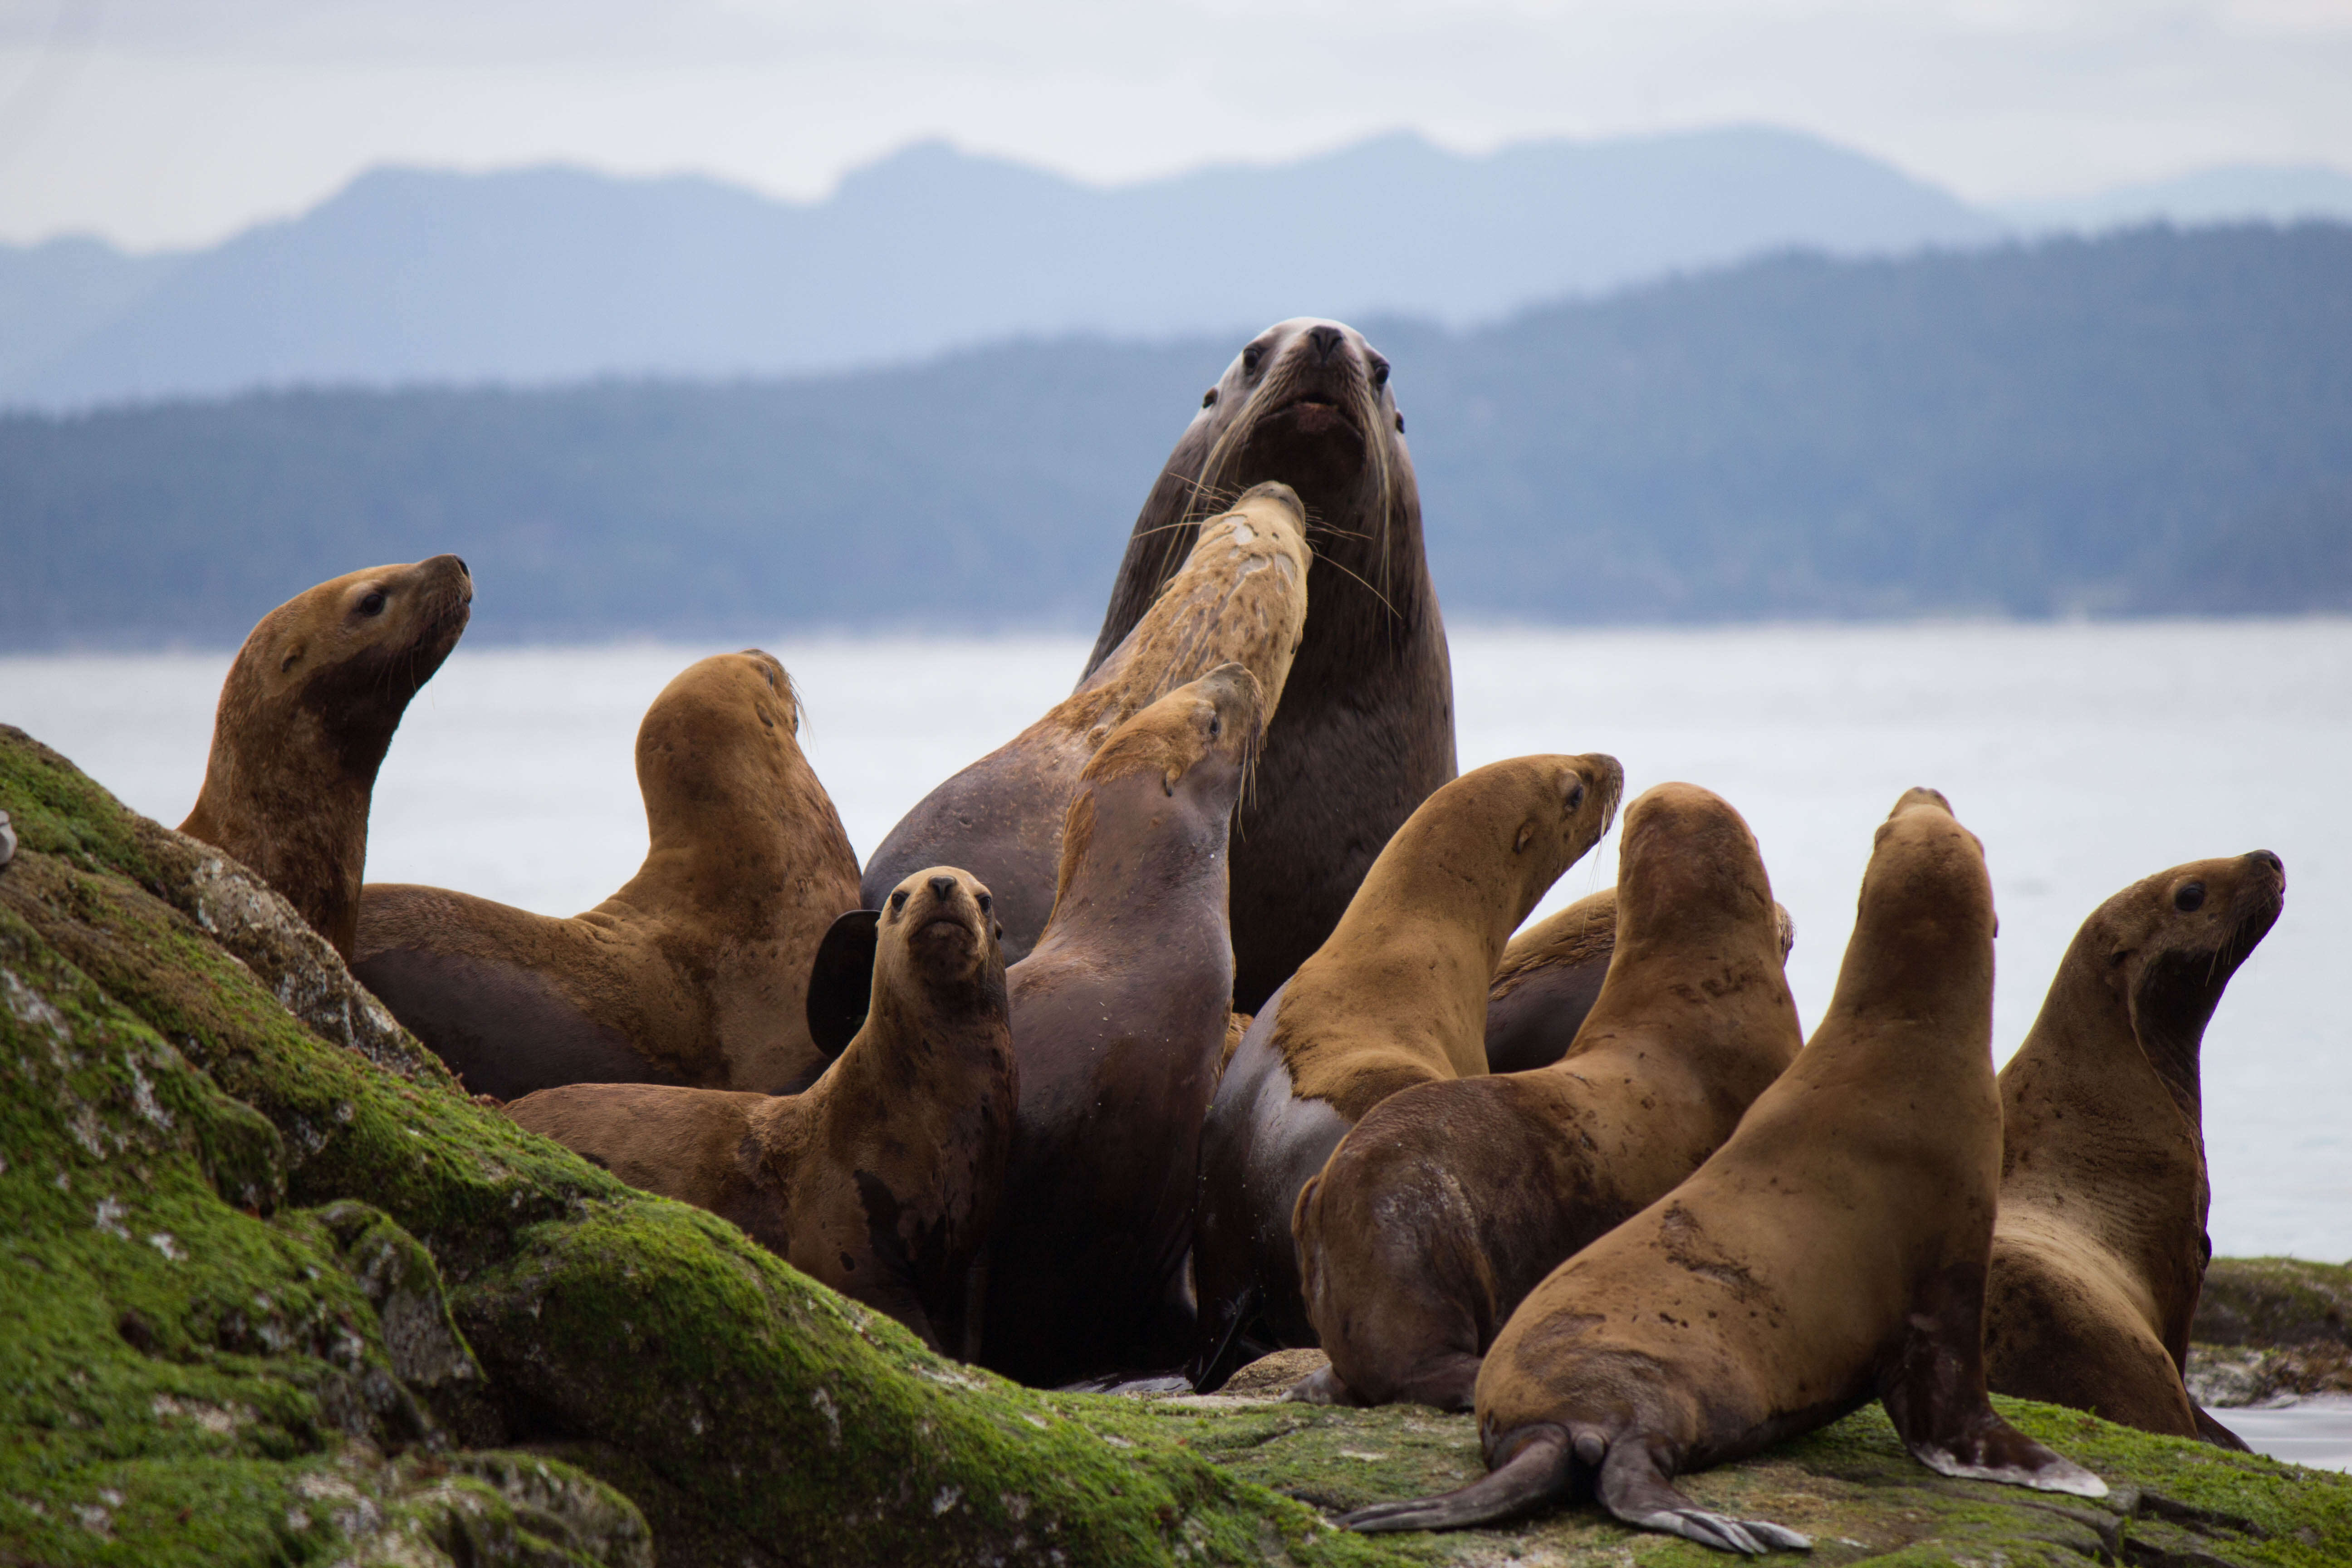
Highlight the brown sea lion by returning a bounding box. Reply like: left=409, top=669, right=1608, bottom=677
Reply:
left=1484, top=889, right=1797, bottom=1074
left=354, top=650, right=862, bottom=1098
left=1190, top=752, right=1625, bottom=1387
left=1984, top=850, right=2285, bottom=1448
left=178, top=555, right=473, bottom=960
left=862, top=482, right=1309, bottom=964
left=1342, top=789, right=2107, bottom=1552
left=1293, top=784, right=1805, bottom=1412
left=979, top=664, right=1268, bottom=1387
left=504, top=867, right=1014, bottom=1356
left=1085, top=318, right=1455, bottom=1012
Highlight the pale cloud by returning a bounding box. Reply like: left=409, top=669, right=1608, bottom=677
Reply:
left=2, top=0, right=2349, bottom=246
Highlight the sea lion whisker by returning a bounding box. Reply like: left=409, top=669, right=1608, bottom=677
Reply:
left=1316, top=554, right=1403, bottom=626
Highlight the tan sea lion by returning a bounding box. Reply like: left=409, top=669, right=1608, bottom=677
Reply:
left=980, top=665, right=1268, bottom=1387
left=1483, top=888, right=1797, bottom=1074
left=1343, top=789, right=2107, bottom=1552
left=1985, top=850, right=2285, bottom=1447
left=1190, top=752, right=1625, bottom=1387
left=1293, top=784, right=1805, bottom=1411
left=862, top=483, right=1309, bottom=964
left=178, top=555, right=473, bottom=960
left=504, top=867, right=1014, bottom=1356
left=354, top=650, right=862, bottom=1098
left=1085, top=318, right=1455, bottom=1012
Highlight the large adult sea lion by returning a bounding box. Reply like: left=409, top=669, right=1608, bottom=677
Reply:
left=355, top=650, right=862, bottom=1098
left=980, top=665, right=1268, bottom=1387
left=1191, top=752, right=1624, bottom=1387
left=863, top=483, right=1309, bottom=964
left=1292, top=784, right=1805, bottom=1411
left=1984, top=850, right=2285, bottom=1446
left=1087, top=318, right=1455, bottom=1011
left=178, top=555, right=473, bottom=960
left=1482, top=887, right=1797, bottom=1074
left=505, top=867, right=1015, bottom=1357
left=1343, top=789, right=2107, bottom=1552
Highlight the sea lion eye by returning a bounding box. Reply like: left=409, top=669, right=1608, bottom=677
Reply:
left=1368, top=355, right=1390, bottom=388
left=1208, top=715, right=1222, bottom=739
left=1241, top=344, right=1264, bottom=376
left=889, top=890, right=909, bottom=915
left=1201, top=387, right=1218, bottom=408
left=2174, top=882, right=2206, bottom=912
left=1565, top=780, right=1587, bottom=813
left=358, top=590, right=387, bottom=617
left=976, top=893, right=992, bottom=914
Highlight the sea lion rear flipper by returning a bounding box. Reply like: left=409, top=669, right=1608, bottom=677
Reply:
left=806, top=909, right=880, bottom=1060
left=1595, top=1436, right=1811, bottom=1555
left=1339, top=1424, right=1574, bottom=1534
left=2193, top=1401, right=2252, bottom=1451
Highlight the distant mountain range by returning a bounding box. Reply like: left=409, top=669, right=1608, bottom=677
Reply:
left=5, top=223, right=2346, bottom=650
left=4, top=125, right=2342, bottom=411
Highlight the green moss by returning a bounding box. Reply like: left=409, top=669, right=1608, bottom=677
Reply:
left=2200, top=1258, right=2352, bottom=1349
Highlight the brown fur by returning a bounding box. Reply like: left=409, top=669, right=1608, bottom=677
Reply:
left=353, top=650, right=863, bottom=1098
left=178, top=555, right=472, bottom=959
left=981, top=665, right=1268, bottom=1386
left=1984, top=850, right=2284, bottom=1445
left=1293, top=785, right=1804, bottom=1412
left=1085, top=319, right=1456, bottom=1013
left=864, top=483, right=1310, bottom=964
left=505, top=867, right=1015, bottom=1356
left=1189, top=753, right=1624, bottom=1382
left=1343, top=789, right=2106, bottom=1549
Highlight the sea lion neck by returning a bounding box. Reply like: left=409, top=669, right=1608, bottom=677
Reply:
left=1038, top=767, right=1236, bottom=952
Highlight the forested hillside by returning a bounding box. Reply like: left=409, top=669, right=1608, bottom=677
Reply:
left=5, top=222, right=2347, bottom=650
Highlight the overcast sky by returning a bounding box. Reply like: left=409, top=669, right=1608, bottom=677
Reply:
left=3, top=0, right=2349, bottom=249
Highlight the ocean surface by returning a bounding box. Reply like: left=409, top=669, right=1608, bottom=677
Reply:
left=5, top=620, right=2347, bottom=1267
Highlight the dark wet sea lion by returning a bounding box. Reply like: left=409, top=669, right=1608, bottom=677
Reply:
left=1984, top=850, right=2285, bottom=1448
left=355, top=650, right=863, bottom=1098
left=1483, top=888, right=1796, bottom=1074
left=980, top=665, right=1268, bottom=1387
left=1293, top=784, right=1804, bottom=1411
left=1086, top=318, right=1455, bottom=1012
left=863, top=484, right=1309, bottom=965
left=1190, top=752, right=1624, bottom=1387
left=178, top=555, right=472, bottom=960
left=1344, top=789, right=2107, bottom=1551
left=504, top=867, right=1015, bottom=1356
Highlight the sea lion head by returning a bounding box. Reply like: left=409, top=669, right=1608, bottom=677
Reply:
left=1839, top=787, right=1995, bottom=1011
left=217, top=554, right=473, bottom=775
left=1081, top=661, right=1268, bottom=808
left=2081, top=849, right=2284, bottom=1083
left=632, top=648, right=812, bottom=830
left=1499, top=753, right=1626, bottom=908
left=878, top=866, right=1005, bottom=997
left=1612, top=783, right=1777, bottom=953
left=1173, top=318, right=1414, bottom=592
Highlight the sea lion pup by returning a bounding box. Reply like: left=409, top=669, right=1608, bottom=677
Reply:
left=354, top=650, right=863, bottom=1098
left=1343, top=789, right=2107, bottom=1552
left=862, top=483, right=1309, bottom=964
left=978, top=665, right=1268, bottom=1387
left=178, top=555, right=473, bottom=960
left=1086, top=318, right=1455, bottom=1013
left=1190, top=751, right=1625, bottom=1388
left=1484, top=889, right=1797, bottom=1074
left=1294, top=785, right=1805, bottom=1412
left=505, top=867, right=1014, bottom=1357
left=1985, top=850, right=2285, bottom=1447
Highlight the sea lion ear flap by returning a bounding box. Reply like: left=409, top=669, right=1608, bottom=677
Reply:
left=806, top=910, right=881, bottom=1062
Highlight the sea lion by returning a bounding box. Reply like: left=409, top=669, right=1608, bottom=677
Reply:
left=1342, top=789, right=2107, bottom=1552
left=862, top=483, right=1309, bottom=965
left=1984, top=850, right=2286, bottom=1447
left=178, top=555, right=472, bottom=960
left=354, top=650, right=863, bottom=1098
left=1190, top=751, right=1625, bottom=1387
left=1293, top=784, right=1805, bottom=1411
left=504, top=867, right=1014, bottom=1357
left=979, top=664, right=1268, bottom=1387
left=1085, top=318, right=1455, bottom=1012
left=1483, top=889, right=1797, bottom=1074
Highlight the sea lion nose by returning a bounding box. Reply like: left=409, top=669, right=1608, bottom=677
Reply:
left=928, top=874, right=958, bottom=902
left=2247, top=849, right=2284, bottom=877
left=1307, top=324, right=1345, bottom=362
left=454, top=557, right=470, bottom=577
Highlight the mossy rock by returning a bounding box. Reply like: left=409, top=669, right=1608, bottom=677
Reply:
left=5, top=720, right=2351, bottom=1567
left=2198, top=1259, right=2352, bottom=1350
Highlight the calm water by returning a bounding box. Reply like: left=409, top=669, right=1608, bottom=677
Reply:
left=5, top=621, right=2347, bottom=1263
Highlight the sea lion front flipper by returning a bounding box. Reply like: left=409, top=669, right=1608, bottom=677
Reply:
left=1338, top=1424, right=1574, bottom=1533
left=2193, top=1402, right=2251, bottom=1451
left=1286, top=1364, right=1365, bottom=1406
left=1595, top=1437, right=1811, bottom=1555
left=1879, top=1316, right=2109, bottom=1498
left=805, top=909, right=880, bottom=1061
